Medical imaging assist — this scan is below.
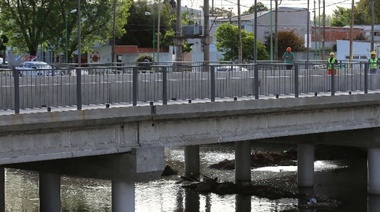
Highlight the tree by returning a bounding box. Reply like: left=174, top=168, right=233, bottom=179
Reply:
left=329, top=4, right=372, bottom=26
left=330, top=6, right=353, bottom=26
left=0, top=0, right=131, bottom=58
left=264, top=30, right=304, bottom=59
left=355, top=0, right=380, bottom=24
left=215, top=23, right=268, bottom=61
left=117, top=0, right=172, bottom=48
left=209, top=7, right=231, bottom=17
left=243, top=2, right=268, bottom=15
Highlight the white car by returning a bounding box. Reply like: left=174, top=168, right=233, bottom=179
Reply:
left=216, top=66, right=249, bottom=72
left=16, top=61, right=58, bottom=76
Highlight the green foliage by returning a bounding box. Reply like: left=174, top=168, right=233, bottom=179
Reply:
left=135, top=54, right=153, bottom=62
left=243, top=2, right=268, bottom=15
left=264, top=30, right=305, bottom=59
left=209, top=7, right=230, bottom=17
left=162, top=29, right=175, bottom=48
left=356, top=0, right=380, bottom=24
left=330, top=7, right=353, bottom=26
left=215, top=23, right=268, bottom=61
left=0, top=0, right=131, bottom=57
left=329, top=4, right=372, bottom=26
left=117, top=0, right=173, bottom=48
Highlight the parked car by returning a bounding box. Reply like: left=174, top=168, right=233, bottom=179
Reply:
left=69, top=69, right=89, bottom=76
left=216, top=66, right=249, bottom=72
left=0, top=57, right=7, bottom=64
left=16, top=61, right=61, bottom=76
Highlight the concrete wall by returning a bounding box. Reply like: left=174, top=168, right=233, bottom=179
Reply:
left=1, top=93, right=380, bottom=166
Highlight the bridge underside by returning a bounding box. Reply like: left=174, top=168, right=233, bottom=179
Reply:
left=6, top=147, right=164, bottom=182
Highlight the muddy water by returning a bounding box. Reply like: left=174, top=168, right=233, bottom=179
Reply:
left=4, top=143, right=369, bottom=212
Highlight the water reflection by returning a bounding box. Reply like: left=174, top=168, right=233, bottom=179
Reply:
left=2, top=144, right=373, bottom=211
left=368, top=195, right=380, bottom=212
left=185, top=189, right=199, bottom=212
left=236, top=194, right=251, bottom=212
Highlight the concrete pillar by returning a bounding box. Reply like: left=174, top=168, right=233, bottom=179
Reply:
left=112, top=180, right=135, bottom=212
left=235, top=141, right=251, bottom=184
left=39, top=172, right=61, bottom=212
left=0, top=167, right=4, bottom=212
left=297, top=144, right=314, bottom=187
left=184, top=145, right=200, bottom=178
left=368, top=194, right=380, bottom=212
left=368, top=148, right=380, bottom=194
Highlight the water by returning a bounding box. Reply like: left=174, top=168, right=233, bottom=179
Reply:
left=4, top=143, right=370, bottom=212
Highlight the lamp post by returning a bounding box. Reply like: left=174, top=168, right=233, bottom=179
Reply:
left=65, top=9, right=77, bottom=68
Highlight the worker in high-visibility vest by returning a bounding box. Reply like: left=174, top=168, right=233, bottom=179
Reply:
left=327, top=52, right=338, bottom=75
left=368, top=51, right=380, bottom=74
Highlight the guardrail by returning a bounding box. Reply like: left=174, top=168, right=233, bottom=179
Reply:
left=0, top=61, right=375, bottom=114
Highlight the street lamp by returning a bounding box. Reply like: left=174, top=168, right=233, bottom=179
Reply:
left=65, top=9, right=77, bottom=68
left=145, top=11, right=155, bottom=61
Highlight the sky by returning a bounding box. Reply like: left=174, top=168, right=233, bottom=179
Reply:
left=180, top=0, right=360, bottom=16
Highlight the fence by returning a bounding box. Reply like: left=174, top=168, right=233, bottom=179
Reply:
left=0, top=61, right=376, bottom=114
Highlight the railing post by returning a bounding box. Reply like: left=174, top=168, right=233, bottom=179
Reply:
left=254, top=64, right=259, bottom=99
left=364, top=62, right=368, bottom=94
left=331, top=64, right=335, bottom=96
left=132, top=67, right=138, bottom=106
left=294, top=64, right=299, bottom=98
left=13, top=68, right=20, bottom=114
left=76, top=69, right=82, bottom=110
left=162, top=67, right=167, bottom=105
left=210, top=66, right=215, bottom=102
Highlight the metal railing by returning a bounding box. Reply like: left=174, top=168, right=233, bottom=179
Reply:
left=0, top=61, right=375, bottom=114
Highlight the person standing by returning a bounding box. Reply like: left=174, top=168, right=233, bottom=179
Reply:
left=327, top=52, right=338, bottom=75
left=368, top=51, right=379, bottom=74
left=282, top=47, right=295, bottom=70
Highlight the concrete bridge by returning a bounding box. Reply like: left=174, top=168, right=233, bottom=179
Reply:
left=1, top=62, right=380, bottom=211
left=1, top=89, right=380, bottom=211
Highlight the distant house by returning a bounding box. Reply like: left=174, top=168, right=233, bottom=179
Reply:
left=356, top=25, right=380, bottom=42
left=309, top=26, right=364, bottom=49
left=211, top=7, right=309, bottom=44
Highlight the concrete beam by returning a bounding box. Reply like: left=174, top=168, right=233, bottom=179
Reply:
left=8, top=147, right=165, bottom=182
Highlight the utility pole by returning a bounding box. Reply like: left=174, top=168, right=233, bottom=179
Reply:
left=270, top=0, right=273, bottom=61
left=203, top=0, right=210, bottom=65
left=254, top=0, right=257, bottom=63
left=349, top=0, right=354, bottom=62
left=371, top=0, right=375, bottom=51
left=111, top=0, right=117, bottom=64
left=322, top=0, right=325, bottom=60
left=175, top=0, right=183, bottom=63
left=238, top=0, right=242, bottom=63
left=157, top=1, right=162, bottom=63
left=307, top=0, right=310, bottom=65
left=274, top=0, right=278, bottom=60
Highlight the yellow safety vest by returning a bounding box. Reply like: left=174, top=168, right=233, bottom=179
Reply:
left=327, top=58, right=337, bottom=69
left=369, top=58, right=378, bottom=69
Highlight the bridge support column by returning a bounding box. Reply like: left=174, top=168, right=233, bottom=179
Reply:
left=112, top=180, right=135, bottom=212
left=185, top=145, right=200, bottom=179
left=368, top=148, right=380, bottom=194
left=0, top=167, right=4, bottom=212
left=297, top=144, right=314, bottom=187
left=39, top=172, right=61, bottom=212
left=235, top=141, right=251, bottom=184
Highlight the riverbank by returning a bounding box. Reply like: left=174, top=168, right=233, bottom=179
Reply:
left=175, top=145, right=366, bottom=211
